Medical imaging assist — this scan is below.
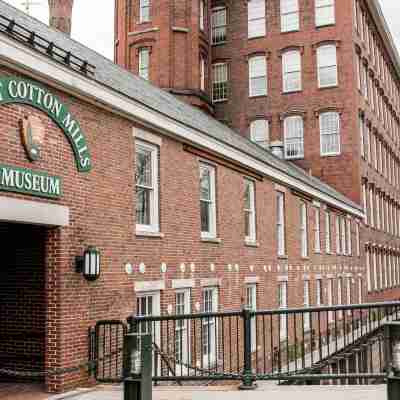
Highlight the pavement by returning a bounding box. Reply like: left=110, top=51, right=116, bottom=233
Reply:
left=48, top=384, right=387, bottom=400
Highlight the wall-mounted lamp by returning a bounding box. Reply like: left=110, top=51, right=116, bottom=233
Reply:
left=76, top=246, right=101, bottom=281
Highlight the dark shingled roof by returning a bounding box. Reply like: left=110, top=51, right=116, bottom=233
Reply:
left=0, top=0, right=362, bottom=212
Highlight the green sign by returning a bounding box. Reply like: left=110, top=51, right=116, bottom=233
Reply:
left=0, top=164, right=62, bottom=199
left=0, top=77, right=91, bottom=172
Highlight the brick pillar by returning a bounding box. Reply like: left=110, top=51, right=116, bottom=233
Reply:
left=48, top=0, right=74, bottom=35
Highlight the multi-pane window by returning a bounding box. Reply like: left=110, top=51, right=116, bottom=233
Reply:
left=277, top=192, right=286, bottom=256
left=327, top=279, right=334, bottom=322
left=139, top=0, right=150, bottom=22
left=300, top=202, right=308, bottom=258
left=314, top=208, right=321, bottom=253
left=211, top=7, right=227, bottom=44
left=282, top=50, right=302, bottom=92
left=199, top=0, right=205, bottom=30
left=320, top=112, right=340, bottom=156
left=341, top=217, right=346, bottom=256
left=248, top=0, right=266, bottom=39
left=200, top=164, right=216, bottom=239
left=200, top=56, right=206, bottom=91
left=250, top=120, right=269, bottom=148
left=325, top=212, right=331, bottom=253
left=346, top=219, right=352, bottom=255
left=366, top=248, right=371, bottom=292
left=202, top=288, right=218, bottom=366
left=317, top=45, right=338, bottom=88
left=246, top=284, right=257, bottom=351
left=356, top=223, right=360, bottom=257
left=175, top=290, right=190, bottom=364
left=337, top=277, right=343, bottom=318
left=280, top=0, right=299, bottom=32
left=135, top=141, right=159, bottom=233
left=316, top=279, right=323, bottom=306
left=244, top=179, right=256, bottom=242
left=278, top=281, right=288, bottom=339
left=335, top=215, right=341, bottom=254
left=212, top=63, right=228, bottom=102
left=303, top=280, right=311, bottom=331
left=138, top=48, right=150, bottom=80
left=249, top=56, right=267, bottom=97
left=315, top=0, right=335, bottom=27
left=358, top=278, right=363, bottom=304
left=284, top=115, right=304, bottom=159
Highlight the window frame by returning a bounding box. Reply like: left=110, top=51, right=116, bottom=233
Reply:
left=325, top=211, right=331, bottom=254
left=300, top=201, right=308, bottom=258
left=277, top=191, right=286, bottom=256
left=246, top=284, right=257, bottom=351
left=320, top=111, right=341, bottom=156
left=244, top=179, right=257, bottom=243
left=315, top=0, right=335, bottom=27
left=138, top=47, right=150, bottom=81
left=280, top=0, right=299, bottom=33
left=212, top=62, right=229, bottom=102
left=199, top=163, right=217, bottom=239
left=139, top=0, right=151, bottom=23
left=211, top=6, right=227, bottom=45
left=284, top=115, right=304, bottom=159
left=135, top=140, right=160, bottom=234
left=314, top=207, right=321, bottom=253
left=249, top=55, right=267, bottom=97
left=317, top=44, right=338, bottom=89
left=248, top=0, right=266, bottom=39
left=250, top=119, right=269, bottom=148
left=282, top=50, right=302, bottom=93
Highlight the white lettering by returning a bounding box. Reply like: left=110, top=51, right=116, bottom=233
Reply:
left=62, top=113, right=77, bottom=134
left=36, top=87, right=45, bottom=105
left=32, top=175, right=40, bottom=192
left=24, top=172, right=32, bottom=190
left=43, top=93, right=54, bottom=110
left=14, top=171, right=24, bottom=189
left=49, top=178, right=60, bottom=196
left=8, top=80, right=18, bottom=98
left=51, top=98, right=62, bottom=118
left=16, top=81, right=28, bottom=99
left=1, top=168, right=14, bottom=186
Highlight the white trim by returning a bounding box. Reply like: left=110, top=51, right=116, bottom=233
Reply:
left=245, top=276, right=260, bottom=284
left=134, top=128, right=163, bottom=146
left=172, top=279, right=195, bottom=289
left=200, top=278, right=222, bottom=287
left=277, top=275, right=288, bottom=282
left=0, top=35, right=363, bottom=218
left=135, top=280, right=165, bottom=292
left=0, top=196, right=69, bottom=226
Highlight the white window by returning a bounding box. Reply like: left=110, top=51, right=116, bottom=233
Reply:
left=212, top=63, right=228, bottom=102
left=372, top=249, right=378, bottom=291
left=317, top=45, right=338, bottom=88
left=211, top=7, right=227, bottom=44
left=280, top=0, right=299, bottom=32
left=175, top=290, right=191, bottom=368
left=249, top=56, right=267, bottom=97
left=138, top=48, right=150, bottom=80
left=341, top=217, right=346, bottom=255
left=325, top=212, right=331, bottom=253
left=346, top=219, right=352, bottom=256
left=248, top=0, right=266, bottom=39
left=284, top=115, right=304, bottom=159
left=327, top=278, right=334, bottom=322
left=316, top=279, right=323, bottom=305
left=320, top=112, right=340, bottom=156
left=314, top=208, right=321, bottom=253
left=139, top=0, right=150, bottom=22
left=358, top=277, right=363, bottom=304
left=303, top=280, right=311, bottom=331
left=359, top=115, right=365, bottom=157
left=300, top=202, right=308, bottom=258
left=199, top=0, right=205, bottom=30
left=202, top=287, right=218, bottom=366
left=366, top=248, right=371, bottom=292
left=135, top=140, right=159, bottom=233
left=246, top=284, right=257, bottom=351
left=200, top=56, right=206, bottom=91
left=278, top=281, right=288, bottom=340
left=250, top=119, right=269, bottom=148
left=346, top=277, right=352, bottom=306
left=315, top=0, right=335, bottom=27
left=355, top=223, right=360, bottom=257
left=277, top=191, right=286, bottom=256
left=335, top=215, right=341, bottom=254
left=282, top=50, right=302, bottom=92
left=200, top=164, right=217, bottom=239
left=244, top=179, right=256, bottom=242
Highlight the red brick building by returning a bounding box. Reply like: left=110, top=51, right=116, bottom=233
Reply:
left=0, top=0, right=397, bottom=395
left=115, top=0, right=400, bottom=304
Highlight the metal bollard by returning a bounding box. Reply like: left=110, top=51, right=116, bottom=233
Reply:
left=385, top=322, right=400, bottom=400
left=124, top=333, right=153, bottom=400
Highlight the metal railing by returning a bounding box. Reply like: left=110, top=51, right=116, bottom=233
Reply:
left=129, top=301, right=400, bottom=387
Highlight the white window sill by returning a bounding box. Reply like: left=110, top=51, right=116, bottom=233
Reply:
left=245, top=240, right=259, bottom=248
left=201, top=237, right=222, bottom=244
left=136, top=231, right=164, bottom=238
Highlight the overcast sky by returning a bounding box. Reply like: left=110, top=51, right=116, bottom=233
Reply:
left=3, top=0, right=400, bottom=61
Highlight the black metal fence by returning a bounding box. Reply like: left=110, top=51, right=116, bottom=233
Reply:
left=90, top=301, right=400, bottom=386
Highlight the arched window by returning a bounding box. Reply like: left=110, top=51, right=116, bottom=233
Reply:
left=282, top=50, right=302, bottom=92
left=284, top=115, right=304, bottom=159
left=317, top=44, right=338, bottom=88
left=320, top=111, right=340, bottom=156
left=250, top=119, right=269, bottom=148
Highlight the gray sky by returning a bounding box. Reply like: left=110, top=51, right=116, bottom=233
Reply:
left=2, top=0, right=400, bottom=61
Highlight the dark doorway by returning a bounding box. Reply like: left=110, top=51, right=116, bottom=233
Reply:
left=0, top=222, right=47, bottom=384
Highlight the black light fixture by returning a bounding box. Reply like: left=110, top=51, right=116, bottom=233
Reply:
left=76, top=246, right=101, bottom=281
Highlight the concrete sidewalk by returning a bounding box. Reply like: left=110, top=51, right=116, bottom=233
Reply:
left=50, top=384, right=387, bottom=400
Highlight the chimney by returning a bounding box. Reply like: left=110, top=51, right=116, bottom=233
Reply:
left=48, top=0, right=74, bottom=35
